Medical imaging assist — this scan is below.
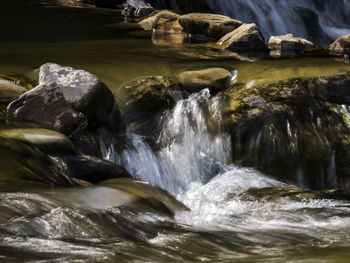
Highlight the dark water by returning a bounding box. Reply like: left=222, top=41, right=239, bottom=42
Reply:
left=0, top=1, right=350, bottom=262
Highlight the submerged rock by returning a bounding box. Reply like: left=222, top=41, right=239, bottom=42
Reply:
left=122, top=0, right=155, bottom=18
left=178, top=13, right=242, bottom=40
left=116, top=76, right=181, bottom=132
left=329, top=34, right=350, bottom=56
left=179, top=68, right=232, bottom=93
left=222, top=73, right=350, bottom=189
left=268, top=34, right=315, bottom=53
left=39, top=63, right=115, bottom=125
left=65, top=155, right=131, bottom=184
left=7, top=82, right=87, bottom=135
left=217, top=23, right=267, bottom=52
left=152, top=10, right=183, bottom=33
left=0, top=128, right=73, bottom=153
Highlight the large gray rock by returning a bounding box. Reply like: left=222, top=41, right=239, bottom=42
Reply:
left=268, top=34, right=315, bottom=52
left=217, top=23, right=267, bottom=52
left=329, top=34, right=350, bottom=56
left=178, top=13, right=242, bottom=40
left=7, top=82, right=87, bottom=135
left=39, top=63, right=115, bottom=125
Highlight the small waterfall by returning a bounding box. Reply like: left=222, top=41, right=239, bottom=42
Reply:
left=105, top=89, right=232, bottom=194
left=203, top=0, right=350, bottom=46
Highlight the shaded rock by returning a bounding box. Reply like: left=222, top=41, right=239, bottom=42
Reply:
left=217, top=23, right=267, bottom=52
left=0, top=79, right=27, bottom=104
left=222, top=73, right=350, bottom=189
left=152, top=10, right=183, bottom=33
left=0, top=128, right=73, bottom=153
left=179, top=67, right=232, bottom=93
left=116, top=76, right=181, bottom=132
left=178, top=13, right=242, bottom=40
left=268, top=34, right=315, bottom=53
left=65, top=155, right=131, bottom=184
left=39, top=63, right=115, bottom=125
left=122, top=0, right=155, bottom=18
left=329, top=34, right=350, bottom=56
left=7, top=82, right=87, bottom=135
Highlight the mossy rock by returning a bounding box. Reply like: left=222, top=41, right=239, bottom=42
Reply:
left=222, top=73, right=350, bottom=189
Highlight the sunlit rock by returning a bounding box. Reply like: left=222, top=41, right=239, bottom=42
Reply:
left=178, top=13, right=242, bottom=40
left=179, top=67, right=232, bottom=93
left=39, top=63, right=115, bottom=125
left=268, top=34, right=315, bottom=55
left=217, top=23, right=267, bottom=52
left=152, top=11, right=183, bottom=33
left=8, top=82, right=88, bottom=135
left=329, top=34, right=350, bottom=56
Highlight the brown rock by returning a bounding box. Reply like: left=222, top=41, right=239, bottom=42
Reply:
left=329, top=34, right=350, bottom=55
left=217, top=23, right=267, bottom=52
left=152, top=11, right=183, bottom=33
left=179, top=68, right=232, bottom=93
left=178, top=13, right=242, bottom=40
left=268, top=34, right=315, bottom=51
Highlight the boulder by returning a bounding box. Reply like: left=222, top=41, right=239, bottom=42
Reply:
left=178, top=13, right=242, bottom=40
left=122, top=0, right=155, bottom=18
left=7, top=82, right=87, bottom=135
left=179, top=68, right=232, bottom=93
left=39, top=63, right=115, bottom=125
left=116, top=76, right=181, bottom=131
left=268, top=34, right=315, bottom=52
left=152, top=11, right=183, bottom=33
left=329, top=34, right=350, bottom=56
left=222, top=73, right=350, bottom=189
left=217, top=23, right=267, bottom=52
left=0, top=128, right=74, bottom=153
left=138, top=15, right=156, bottom=31
left=64, top=155, right=131, bottom=184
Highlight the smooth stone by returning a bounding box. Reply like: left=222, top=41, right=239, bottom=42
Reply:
left=0, top=128, right=73, bottom=153
left=268, top=34, right=315, bottom=52
left=0, top=79, right=27, bottom=104
left=64, top=155, right=131, bottom=184
left=179, top=67, right=232, bottom=93
left=178, top=13, right=242, bottom=40
left=7, top=82, right=87, bottom=135
left=217, top=23, right=267, bottom=52
left=152, top=10, right=183, bottom=33
left=39, top=63, right=115, bottom=125
left=329, top=34, right=350, bottom=55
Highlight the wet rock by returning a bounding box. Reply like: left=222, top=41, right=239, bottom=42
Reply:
left=122, top=0, right=155, bottom=18
left=39, top=63, right=115, bottom=125
left=152, top=11, right=183, bottom=33
left=65, top=155, right=131, bottom=184
left=178, top=13, right=242, bottom=40
left=7, top=82, right=87, bottom=135
left=268, top=34, right=315, bottom=53
left=222, top=73, right=350, bottom=189
left=329, top=34, right=350, bottom=56
left=179, top=67, right=232, bottom=93
left=116, top=76, right=181, bottom=132
left=0, top=79, right=27, bottom=104
left=0, top=128, right=74, bottom=153
left=138, top=15, right=156, bottom=31
left=217, top=23, right=267, bottom=52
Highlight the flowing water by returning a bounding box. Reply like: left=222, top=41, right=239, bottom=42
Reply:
left=0, top=1, right=350, bottom=262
